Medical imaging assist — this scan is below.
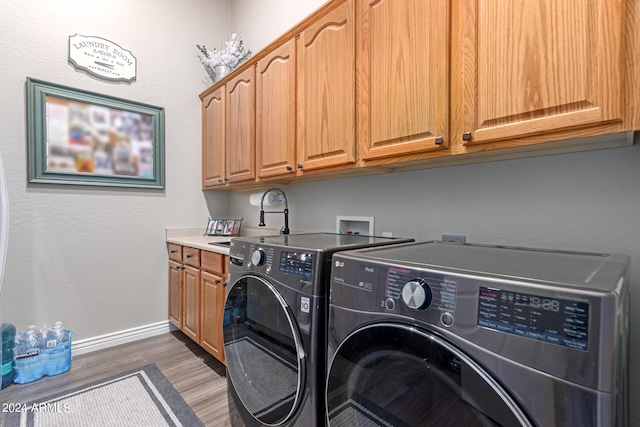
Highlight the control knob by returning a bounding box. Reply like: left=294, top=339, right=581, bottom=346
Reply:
left=401, top=279, right=432, bottom=310
left=251, top=248, right=265, bottom=266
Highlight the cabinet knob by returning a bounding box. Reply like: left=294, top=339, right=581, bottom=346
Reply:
left=435, top=137, right=444, bottom=145
left=170, top=250, right=177, bottom=254
left=462, top=132, right=472, bottom=141
left=186, top=254, right=192, bottom=258
left=218, top=178, right=223, bottom=183
left=215, top=280, right=221, bottom=284
left=286, top=165, right=292, bottom=171
left=297, top=164, right=303, bottom=170
left=224, top=177, right=229, bottom=181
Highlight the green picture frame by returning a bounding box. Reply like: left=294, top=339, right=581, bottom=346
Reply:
left=27, top=77, right=165, bottom=189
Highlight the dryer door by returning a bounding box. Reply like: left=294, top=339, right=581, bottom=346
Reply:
left=326, top=323, right=532, bottom=427
left=224, top=274, right=305, bottom=426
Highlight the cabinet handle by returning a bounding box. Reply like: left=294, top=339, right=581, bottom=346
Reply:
left=297, top=164, right=303, bottom=170
left=224, top=177, right=229, bottom=181
left=223, top=282, right=228, bottom=287
left=435, top=137, right=444, bottom=145
left=186, top=254, right=192, bottom=258
left=170, top=250, right=177, bottom=254
left=462, top=132, right=472, bottom=141
left=215, top=280, right=221, bottom=284
left=218, top=178, right=223, bottom=183
left=286, top=165, right=292, bottom=171
left=175, top=266, right=183, bottom=271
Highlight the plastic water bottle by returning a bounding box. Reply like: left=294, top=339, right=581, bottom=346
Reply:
left=46, top=321, right=70, bottom=348
left=14, top=325, right=44, bottom=354
left=1, top=323, right=15, bottom=389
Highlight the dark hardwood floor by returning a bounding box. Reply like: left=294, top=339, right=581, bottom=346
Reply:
left=0, top=331, right=231, bottom=426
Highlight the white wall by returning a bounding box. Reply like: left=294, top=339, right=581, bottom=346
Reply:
left=0, top=0, right=230, bottom=340
left=230, top=0, right=328, bottom=53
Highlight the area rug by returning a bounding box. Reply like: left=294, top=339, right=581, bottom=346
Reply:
left=2, top=364, right=204, bottom=427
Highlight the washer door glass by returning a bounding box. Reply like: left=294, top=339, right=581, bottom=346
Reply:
left=327, top=324, right=532, bottom=427
left=223, top=275, right=304, bottom=426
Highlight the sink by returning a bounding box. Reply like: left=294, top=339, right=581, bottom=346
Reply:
left=209, top=241, right=231, bottom=247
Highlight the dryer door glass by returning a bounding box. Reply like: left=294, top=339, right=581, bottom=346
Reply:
left=326, top=324, right=532, bottom=427
left=224, top=275, right=304, bottom=425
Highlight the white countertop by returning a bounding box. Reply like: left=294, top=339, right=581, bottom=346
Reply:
left=165, top=227, right=282, bottom=255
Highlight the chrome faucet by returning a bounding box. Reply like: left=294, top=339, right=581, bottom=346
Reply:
left=259, top=188, right=289, bottom=235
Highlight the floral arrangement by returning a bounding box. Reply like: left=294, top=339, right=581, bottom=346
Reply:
left=197, top=33, right=252, bottom=81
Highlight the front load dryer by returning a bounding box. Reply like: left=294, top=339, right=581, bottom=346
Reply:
left=326, top=241, right=630, bottom=427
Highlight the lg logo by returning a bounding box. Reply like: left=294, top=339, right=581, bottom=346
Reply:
left=335, top=260, right=344, bottom=268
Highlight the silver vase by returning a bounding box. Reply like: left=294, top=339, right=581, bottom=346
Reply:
left=213, top=65, right=232, bottom=82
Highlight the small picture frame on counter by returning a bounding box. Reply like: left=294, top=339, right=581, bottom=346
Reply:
left=205, top=219, right=218, bottom=235
left=205, top=218, right=242, bottom=236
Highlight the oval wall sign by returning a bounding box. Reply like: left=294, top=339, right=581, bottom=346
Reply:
left=68, top=34, right=137, bottom=82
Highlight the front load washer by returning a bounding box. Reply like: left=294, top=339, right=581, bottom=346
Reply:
left=223, top=233, right=413, bottom=427
left=327, top=241, right=630, bottom=427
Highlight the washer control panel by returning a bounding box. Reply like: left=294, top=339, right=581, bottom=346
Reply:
left=231, top=242, right=323, bottom=294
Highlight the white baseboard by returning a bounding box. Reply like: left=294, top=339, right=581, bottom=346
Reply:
left=72, top=321, right=174, bottom=356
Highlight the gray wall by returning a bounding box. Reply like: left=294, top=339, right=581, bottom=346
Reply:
left=0, top=0, right=230, bottom=340
left=229, top=138, right=640, bottom=425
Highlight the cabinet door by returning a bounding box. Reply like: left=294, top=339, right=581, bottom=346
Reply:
left=202, top=87, right=226, bottom=188
left=297, top=0, right=356, bottom=172
left=358, top=0, right=449, bottom=161
left=182, top=265, right=200, bottom=342
left=226, top=66, right=256, bottom=184
left=461, top=0, right=625, bottom=146
left=200, top=270, right=226, bottom=364
left=168, top=261, right=182, bottom=329
left=257, top=39, right=297, bottom=179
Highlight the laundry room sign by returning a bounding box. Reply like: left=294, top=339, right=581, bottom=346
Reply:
left=68, top=34, right=137, bottom=82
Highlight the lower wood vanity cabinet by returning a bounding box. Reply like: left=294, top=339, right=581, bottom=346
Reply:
left=167, top=243, right=227, bottom=365
left=199, top=251, right=227, bottom=364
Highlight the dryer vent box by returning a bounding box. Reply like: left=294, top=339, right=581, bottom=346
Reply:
left=336, top=216, right=374, bottom=236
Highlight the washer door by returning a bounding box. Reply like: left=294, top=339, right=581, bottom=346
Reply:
left=224, top=275, right=305, bottom=426
left=327, top=324, right=532, bottom=427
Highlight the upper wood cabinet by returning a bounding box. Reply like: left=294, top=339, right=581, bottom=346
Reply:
left=202, top=87, right=226, bottom=188
left=296, top=0, right=356, bottom=173
left=458, top=0, right=625, bottom=148
left=226, top=66, right=256, bottom=184
left=358, top=0, right=450, bottom=162
left=200, top=0, right=637, bottom=189
left=256, top=39, right=297, bottom=179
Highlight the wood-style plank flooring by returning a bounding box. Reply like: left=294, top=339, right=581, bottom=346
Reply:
left=0, top=331, right=231, bottom=426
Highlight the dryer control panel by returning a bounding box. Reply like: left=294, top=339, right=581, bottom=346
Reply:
left=331, top=259, right=461, bottom=328
left=385, top=267, right=457, bottom=313
left=477, top=286, right=589, bottom=351
left=331, top=255, right=596, bottom=349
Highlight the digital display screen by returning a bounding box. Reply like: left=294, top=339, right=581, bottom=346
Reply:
left=279, top=251, right=313, bottom=277
left=477, top=287, right=589, bottom=351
